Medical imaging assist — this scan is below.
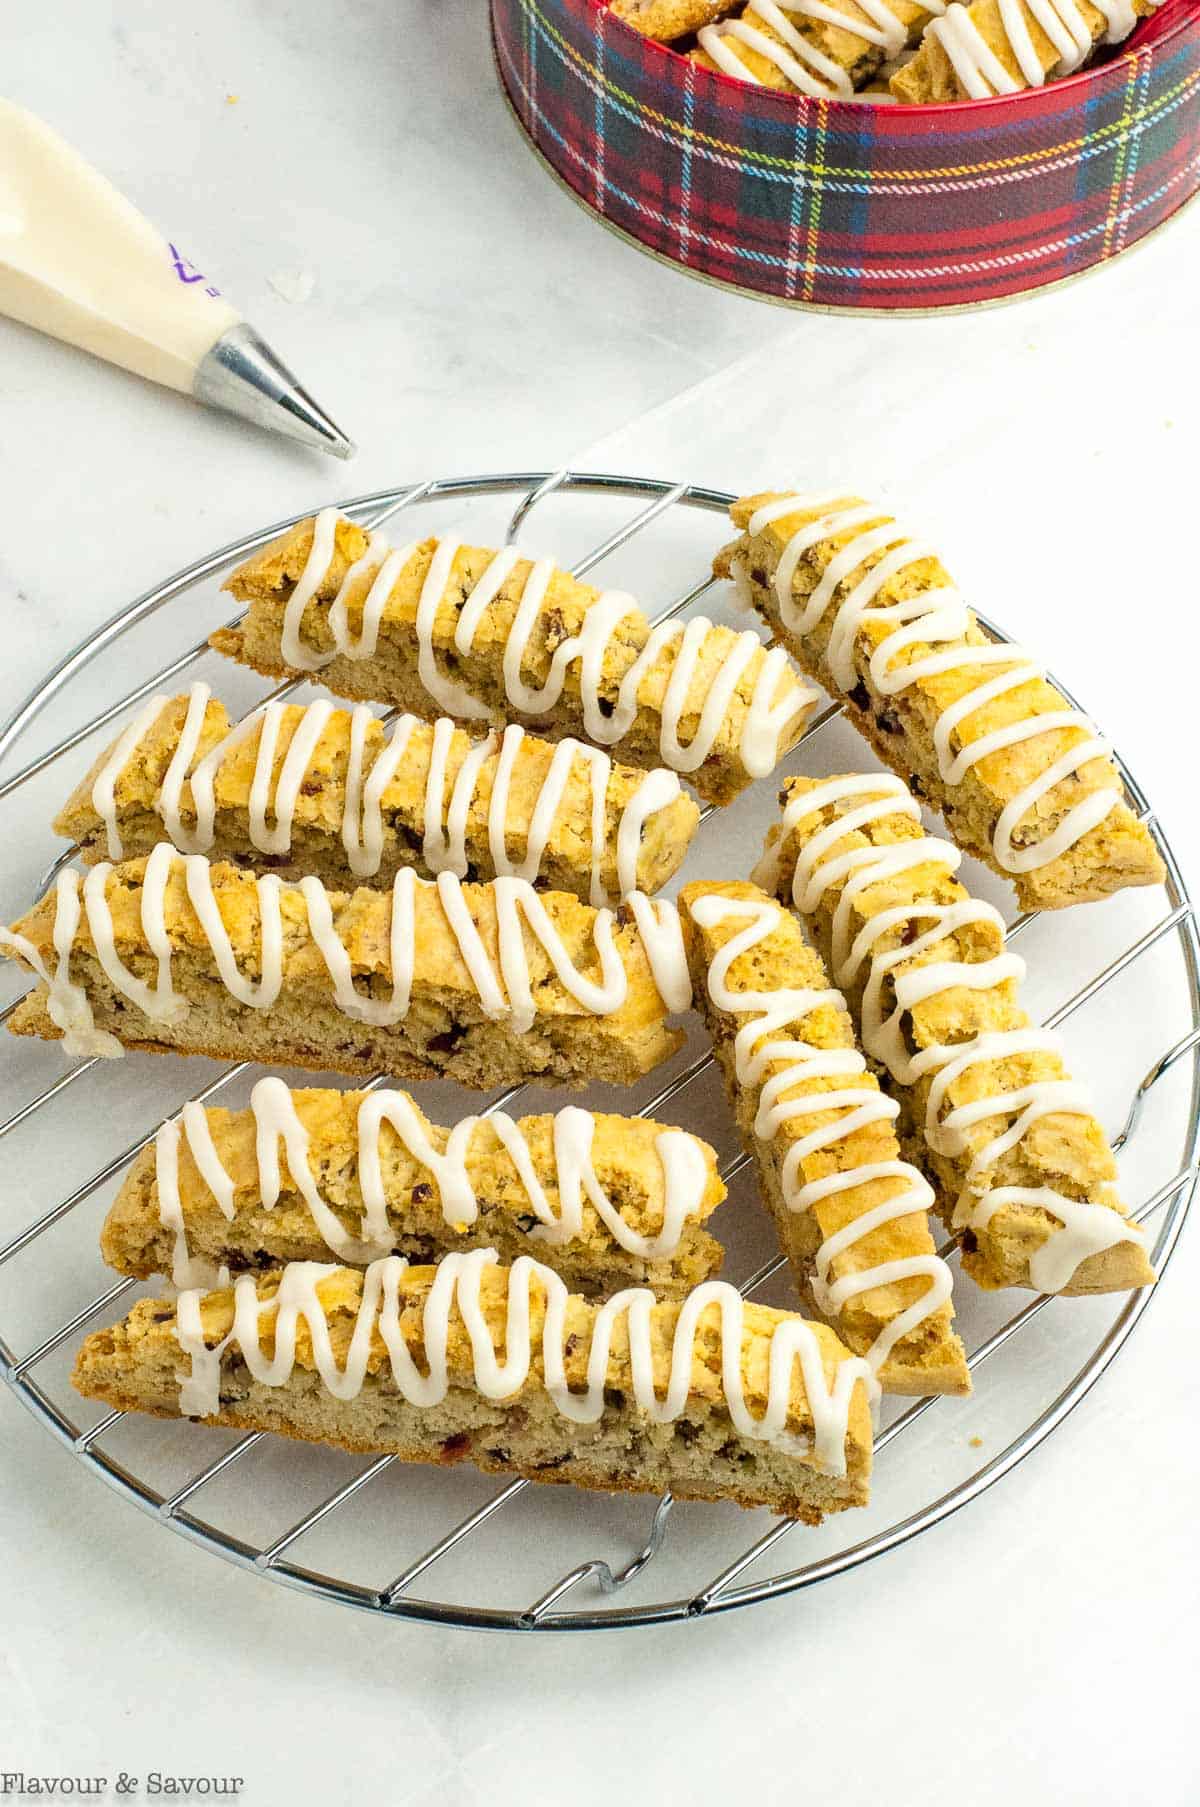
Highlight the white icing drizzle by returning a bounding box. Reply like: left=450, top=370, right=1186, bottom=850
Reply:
left=745, top=493, right=1122, bottom=874
left=421, top=717, right=498, bottom=878
left=263, top=508, right=809, bottom=784
left=766, top=772, right=1144, bottom=1289
left=689, top=889, right=952, bottom=1379
left=90, top=693, right=173, bottom=861
left=928, top=0, right=1146, bottom=98
left=83, top=843, right=187, bottom=1024
left=300, top=867, right=415, bottom=1026
left=153, top=1077, right=712, bottom=1286
left=342, top=705, right=413, bottom=878
left=174, top=1248, right=870, bottom=1476
left=10, top=853, right=692, bottom=1058
left=699, top=0, right=947, bottom=97
left=931, top=1, right=1023, bottom=90
left=1094, top=0, right=1139, bottom=40
left=967, top=1187, right=1139, bottom=1292
left=623, top=892, right=696, bottom=1014
left=155, top=1109, right=236, bottom=1289
left=700, top=14, right=856, bottom=98
left=279, top=504, right=340, bottom=670
left=85, top=682, right=685, bottom=906
left=0, top=870, right=121, bottom=1057
left=330, top=536, right=416, bottom=667
left=248, top=700, right=334, bottom=854
left=183, top=854, right=284, bottom=1010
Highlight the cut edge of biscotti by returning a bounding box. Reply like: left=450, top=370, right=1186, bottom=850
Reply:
left=72, top=1256, right=875, bottom=1521
left=690, top=0, right=934, bottom=97
left=0, top=855, right=687, bottom=1089
left=99, top=1084, right=730, bottom=1300
left=678, top=877, right=970, bottom=1399
left=213, top=514, right=820, bottom=809
left=714, top=491, right=1165, bottom=911
left=888, top=0, right=1156, bottom=104
left=50, top=686, right=703, bottom=906
left=762, top=773, right=1157, bottom=1298
left=609, top=0, right=740, bottom=40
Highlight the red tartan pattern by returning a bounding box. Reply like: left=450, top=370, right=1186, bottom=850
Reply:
left=491, top=0, right=1200, bottom=308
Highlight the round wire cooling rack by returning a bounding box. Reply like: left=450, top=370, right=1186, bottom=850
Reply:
left=0, top=469, right=1195, bottom=1633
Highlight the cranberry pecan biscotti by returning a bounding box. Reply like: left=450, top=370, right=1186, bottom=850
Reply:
left=692, top=0, right=939, bottom=100
left=55, top=683, right=699, bottom=907
left=102, top=1079, right=727, bottom=1299
left=717, top=491, right=1164, bottom=910
left=758, top=772, right=1155, bottom=1294
left=212, top=510, right=817, bottom=807
left=680, top=880, right=968, bottom=1396
left=0, top=850, right=691, bottom=1087
left=891, top=0, right=1155, bottom=101
left=73, top=1252, right=874, bottom=1518
left=610, top=0, right=738, bottom=35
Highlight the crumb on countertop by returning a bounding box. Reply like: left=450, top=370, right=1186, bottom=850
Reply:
left=267, top=269, right=316, bottom=305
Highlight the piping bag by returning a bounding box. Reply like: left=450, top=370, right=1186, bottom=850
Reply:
left=0, top=100, right=354, bottom=458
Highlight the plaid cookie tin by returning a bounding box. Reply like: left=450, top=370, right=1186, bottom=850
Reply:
left=491, top=0, right=1200, bottom=309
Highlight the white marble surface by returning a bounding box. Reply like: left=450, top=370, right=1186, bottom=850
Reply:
left=2, top=5, right=1199, bottom=1804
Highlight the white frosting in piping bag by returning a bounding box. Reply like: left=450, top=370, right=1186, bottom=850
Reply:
left=270, top=509, right=809, bottom=783
left=744, top=493, right=1122, bottom=876
left=174, top=1248, right=870, bottom=1475
left=86, top=681, right=687, bottom=907
left=153, top=1077, right=713, bottom=1286
left=0, top=101, right=240, bottom=395
left=763, top=771, right=1144, bottom=1290
left=1, top=853, right=692, bottom=1057
left=689, top=889, right=953, bottom=1379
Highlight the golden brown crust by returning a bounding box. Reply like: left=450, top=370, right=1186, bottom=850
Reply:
left=680, top=879, right=969, bottom=1395
left=610, top=0, right=738, bottom=36
left=719, top=492, right=1164, bottom=910
left=765, top=776, right=1155, bottom=1294
left=73, top=1261, right=873, bottom=1520
left=691, top=0, right=938, bottom=95
left=217, top=517, right=815, bottom=807
left=54, top=692, right=700, bottom=905
left=2, top=856, right=684, bottom=1089
left=890, top=0, right=1154, bottom=102
left=101, top=1087, right=727, bottom=1298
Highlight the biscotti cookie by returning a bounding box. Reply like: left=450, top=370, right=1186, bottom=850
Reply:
left=611, top=0, right=739, bottom=36
left=680, top=879, right=968, bottom=1396
left=693, top=0, right=938, bottom=99
left=717, top=490, right=1163, bottom=910
left=0, top=850, right=691, bottom=1088
left=102, top=1079, right=727, bottom=1299
left=759, top=772, right=1155, bottom=1294
left=213, top=510, right=816, bottom=807
left=891, top=0, right=1155, bottom=101
left=55, top=683, right=699, bottom=908
left=73, top=1252, right=874, bottom=1519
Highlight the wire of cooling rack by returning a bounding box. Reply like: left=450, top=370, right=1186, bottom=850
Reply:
left=0, top=471, right=1194, bottom=1633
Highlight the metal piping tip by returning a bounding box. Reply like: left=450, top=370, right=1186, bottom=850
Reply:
left=193, top=322, right=356, bottom=459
